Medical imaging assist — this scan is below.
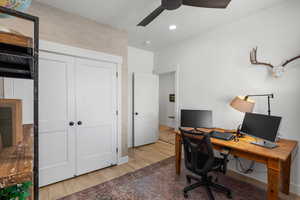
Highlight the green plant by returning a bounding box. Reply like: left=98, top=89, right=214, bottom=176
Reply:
left=0, top=181, right=32, bottom=200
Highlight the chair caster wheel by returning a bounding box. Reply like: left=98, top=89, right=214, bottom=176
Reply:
left=186, top=177, right=191, bottom=184
left=184, top=192, right=188, bottom=198
left=226, top=192, right=232, bottom=199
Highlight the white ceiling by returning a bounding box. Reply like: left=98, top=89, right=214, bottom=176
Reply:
left=35, top=0, right=285, bottom=51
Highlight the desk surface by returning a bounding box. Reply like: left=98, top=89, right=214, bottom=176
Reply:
left=175, top=128, right=298, bottom=161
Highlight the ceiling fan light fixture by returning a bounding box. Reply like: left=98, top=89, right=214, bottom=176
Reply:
left=137, top=0, right=231, bottom=27
left=169, top=24, right=177, bottom=30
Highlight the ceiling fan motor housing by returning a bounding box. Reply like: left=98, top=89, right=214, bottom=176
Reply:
left=162, top=0, right=182, bottom=10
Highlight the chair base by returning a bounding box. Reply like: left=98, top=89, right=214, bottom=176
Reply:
left=183, top=174, right=232, bottom=200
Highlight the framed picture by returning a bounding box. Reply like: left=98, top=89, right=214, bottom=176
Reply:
left=0, top=99, right=23, bottom=147
left=169, top=94, right=175, bottom=102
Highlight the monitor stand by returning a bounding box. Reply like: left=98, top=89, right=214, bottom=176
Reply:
left=251, top=140, right=278, bottom=149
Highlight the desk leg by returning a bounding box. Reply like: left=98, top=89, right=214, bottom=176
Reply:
left=267, top=158, right=280, bottom=200
left=175, top=134, right=182, bottom=175
left=281, top=154, right=291, bottom=195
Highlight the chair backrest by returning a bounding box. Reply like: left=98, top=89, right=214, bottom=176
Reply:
left=180, top=128, right=215, bottom=174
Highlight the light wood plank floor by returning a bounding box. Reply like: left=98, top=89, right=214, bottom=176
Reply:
left=39, top=141, right=175, bottom=200
left=159, top=125, right=175, bottom=145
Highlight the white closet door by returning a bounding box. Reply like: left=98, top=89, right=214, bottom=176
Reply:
left=75, top=58, right=117, bottom=175
left=39, top=52, right=76, bottom=186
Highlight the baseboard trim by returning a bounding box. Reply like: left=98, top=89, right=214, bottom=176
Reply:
left=118, top=156, right=129, bottom=165
left=291, top=183, right=300, bottom=197
left=227, top=170, right=300, bottom=198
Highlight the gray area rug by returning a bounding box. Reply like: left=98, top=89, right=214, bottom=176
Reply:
left=59, top=157, right=266, bottom=200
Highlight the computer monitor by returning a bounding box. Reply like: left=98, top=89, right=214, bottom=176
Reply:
left=180, top=110, right=213, bottom=129
left=241, top=112, right=282, bottom=147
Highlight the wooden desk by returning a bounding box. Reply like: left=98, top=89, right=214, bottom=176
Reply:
left=175, top=128, right=298, bottom=200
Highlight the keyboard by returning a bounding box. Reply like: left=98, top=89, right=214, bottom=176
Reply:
left=210, top=131, right=234, bottom=141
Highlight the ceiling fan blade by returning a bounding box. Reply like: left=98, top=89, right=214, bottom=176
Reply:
left=182, top=0, right=231, bottom=8
left=137, top=6, right=165, bottom=26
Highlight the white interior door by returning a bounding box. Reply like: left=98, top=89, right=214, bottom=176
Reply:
left=39, top=52, right=76, bottom=187
left=75, top=58, right=117, bottom=175
left=133, top=73, right=159, bottom=147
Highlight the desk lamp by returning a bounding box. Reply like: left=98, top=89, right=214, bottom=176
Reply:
left=230, top=94, right=274, bottom=137
left=230, top=94, right=274, bottom=115
left=230, top=96, right=255, bottom=113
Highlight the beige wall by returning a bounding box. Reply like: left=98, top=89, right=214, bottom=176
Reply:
left=1, top=1, right=128, bottom=156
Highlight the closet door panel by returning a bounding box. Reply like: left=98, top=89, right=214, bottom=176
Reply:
left=75, top=58, right=117, bottom=175
left=39, top=52, right=76, bottom=186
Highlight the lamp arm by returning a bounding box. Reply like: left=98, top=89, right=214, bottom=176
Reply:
left=245, top=94, right=274, bottom=116
left=246, top=94, right=274, bottom=98
left=267, top=96, right=271, bottom=116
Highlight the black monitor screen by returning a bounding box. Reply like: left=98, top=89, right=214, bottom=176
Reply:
left=180, top=110, right=213, bottom=128
left=241, top=112, right=282, bottom=142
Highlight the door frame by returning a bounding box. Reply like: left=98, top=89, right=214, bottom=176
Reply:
left=39, top=40, right=125, bottom=164
left=154, top=65, right=180, bottom=130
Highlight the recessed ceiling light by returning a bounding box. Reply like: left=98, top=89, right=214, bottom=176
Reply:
left=144, top=40, right=151, bottom=45
left=169, top=25, right=177, bottom=31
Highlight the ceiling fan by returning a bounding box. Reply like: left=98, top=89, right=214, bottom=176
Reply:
left=137, top=0, right=231, bottom=27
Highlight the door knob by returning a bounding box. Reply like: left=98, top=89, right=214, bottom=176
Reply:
left=69, top=121, right=75, bottom=126
left=77, top=121, right=82, bottom=125
left=134, top=112, right=139, bottom=115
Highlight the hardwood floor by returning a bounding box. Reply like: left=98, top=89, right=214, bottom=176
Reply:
left=39, top=141, right=175, bottom=200
left=159, top=125, right=175, bottom=144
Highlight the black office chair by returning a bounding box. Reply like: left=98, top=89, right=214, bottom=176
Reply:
left=180, top=128, right=232, bottom=200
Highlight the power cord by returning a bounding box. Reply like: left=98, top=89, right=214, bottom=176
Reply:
left=292, top=145, right=298, bottom=162
left=232, top=125, right=256, bottom=174
left=234, top=156, right=256, bottom=174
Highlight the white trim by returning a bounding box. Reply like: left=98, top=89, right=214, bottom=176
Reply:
left=116, top=63, right=124, bottom=163
left=232, top=168, right=300, bottom=196
left=39, top=40, right=124, bottom=167
left=118, top=156, right=129, bottom=165
left=40, top=40, right=122, bottom=65
left=154, top=65, right=180, bottom=130
left=154, top=65, right=179, bottom=75
left=291, top=183, right=300, bottom=196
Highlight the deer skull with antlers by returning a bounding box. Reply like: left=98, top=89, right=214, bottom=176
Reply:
left=250, top=47, right=300, bottom=78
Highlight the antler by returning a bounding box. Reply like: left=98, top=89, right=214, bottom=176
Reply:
left=282, top=55, right=300, bottom=67
left=250, top=47, right=274, bottom=68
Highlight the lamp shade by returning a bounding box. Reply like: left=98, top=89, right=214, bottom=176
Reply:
left=230, top=96, right=255, bottom=113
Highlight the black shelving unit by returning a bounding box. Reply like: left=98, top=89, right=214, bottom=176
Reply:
left=0, top=6, right=39, bottom=200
